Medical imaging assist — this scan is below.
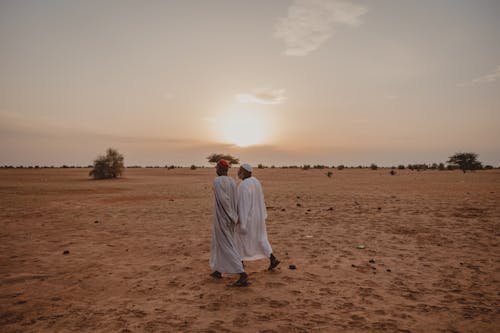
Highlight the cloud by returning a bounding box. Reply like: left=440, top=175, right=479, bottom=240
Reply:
left=274, top=0, right=367, bottom=56
left=235, top=88, right=286, bottom=105
left=470, top=65, right=500, bottom=85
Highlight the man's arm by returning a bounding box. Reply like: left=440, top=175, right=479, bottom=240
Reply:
left=237, top=183, right=252, bottom=233
left=214, top=178, right=238, bottom=224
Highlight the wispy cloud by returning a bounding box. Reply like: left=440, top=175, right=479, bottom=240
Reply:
left=458, top=65, right=500, bottom=87
left=235, top=88, right=286, bottom=105
left=470, top=65, right=500, bottom=85
left=274, top=0, right=367, bottom=56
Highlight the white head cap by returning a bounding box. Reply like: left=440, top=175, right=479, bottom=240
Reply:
left=241, top=163, right=252, bottom=172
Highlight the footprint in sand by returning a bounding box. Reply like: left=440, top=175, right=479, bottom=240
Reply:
left=319, top=287, right=335, bottom=296
left=303, top=299, right=322, bottom=309
left=265, top=282, right=286, bottom=288
left=348, top=314, right=368, bottom=328
left=269, top=300, right=290, bottom=308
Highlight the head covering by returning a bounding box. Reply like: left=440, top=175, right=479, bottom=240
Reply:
left=241, top=163, right=252, bottom=172
left=217, top=159, right=230, bottom=168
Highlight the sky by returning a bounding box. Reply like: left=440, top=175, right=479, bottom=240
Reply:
left=1, top=0, right=499, bottom=167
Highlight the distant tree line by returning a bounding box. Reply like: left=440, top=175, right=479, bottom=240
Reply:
left=2, top=151, right=495, bottom=173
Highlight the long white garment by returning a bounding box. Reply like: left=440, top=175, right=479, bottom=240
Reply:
left=209, top=176, right=244, bottom=274
left=234, top=177, right=273, bottom=261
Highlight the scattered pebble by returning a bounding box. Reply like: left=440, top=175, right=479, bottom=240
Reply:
left=369, top=259, right=375, bottom=264
left=386, top=269, right=392, bottom=272
left=377, top=207, right=382, bottom=210
left=327, top=207, right=333, bottom=211
left=288, top=264, right=297, bottom=270
left=356, top=245, right=365, bottom=249
left=296, top=196, right=300, bottom=199
left=94, top=220, right=99, bottom=224
left=307, top=209, right=311, bottom=212
left=63, top=250, right=70, bottom=255
left=351, top=264, right=357, bottom=268
left=281, top=208, right=286, bottom=211
left=296, top=203, right=301, bottom=207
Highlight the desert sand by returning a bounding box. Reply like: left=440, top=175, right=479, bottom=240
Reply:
left=0, top=167, right=499, bottom=333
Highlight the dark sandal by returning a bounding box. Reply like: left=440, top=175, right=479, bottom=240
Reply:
left=268, top=259, right=281, bottom=271
left=231, top=280, right=251, bottom=287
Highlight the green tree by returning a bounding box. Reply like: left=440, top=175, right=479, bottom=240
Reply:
left=206, top=153, right=239, bottom=165
left=447, top=152, right=482, bottom=173
left=89, top=148, right=124, bottom=179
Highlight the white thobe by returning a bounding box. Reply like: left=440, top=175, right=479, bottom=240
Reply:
left=234, top=177, right=273, bottom=260
left=209, top=176, right=244, bottom=274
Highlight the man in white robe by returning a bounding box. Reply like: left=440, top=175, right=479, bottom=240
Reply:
left=209, top=159, right=249, bottom=286
left=234, top=163, right=280, bottom=270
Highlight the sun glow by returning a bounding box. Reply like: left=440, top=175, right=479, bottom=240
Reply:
left=217, top=108, right=272, bottom=147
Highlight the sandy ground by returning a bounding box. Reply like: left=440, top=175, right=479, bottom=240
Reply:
left=0, top=167, right=499, bottom=333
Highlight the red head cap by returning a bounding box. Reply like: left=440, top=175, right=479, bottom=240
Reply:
left=217, top=159, right=230, bottom=168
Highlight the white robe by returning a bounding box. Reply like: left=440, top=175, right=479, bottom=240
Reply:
left=209, top=176, right=244, bottom=274
left=234, top=177, right=273, bottom=261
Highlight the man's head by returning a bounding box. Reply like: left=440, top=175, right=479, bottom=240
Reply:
left=216, top=159, right=230, bottom=176
left=238, top=163, right=252, bottom=180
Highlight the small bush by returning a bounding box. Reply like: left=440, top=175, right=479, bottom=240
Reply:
left=370, top=163, right=378, bottom=170
left=390, top=170, right=396, bottom=175
left=302, top=165, right=311, bottom=170
left=89, top=148, right=124, bottom=179
left=190, top=165, right=197, bottom=170
left=337, top=165, right=345, bottom=170
left=326, top=171, right=333, bottom=178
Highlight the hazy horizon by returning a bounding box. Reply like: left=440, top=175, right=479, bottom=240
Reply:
left=1, top=0, right=499, bottom=167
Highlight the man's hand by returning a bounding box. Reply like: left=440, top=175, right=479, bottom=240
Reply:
left=239, top=225, right=247, bottom=235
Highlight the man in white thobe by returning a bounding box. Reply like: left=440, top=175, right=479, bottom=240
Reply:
left=209, top=159, right=249, bottom=286
left=234, top=163, right=280, bottom=270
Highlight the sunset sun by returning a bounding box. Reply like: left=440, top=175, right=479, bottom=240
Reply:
left=218, top=108, right=271, bottom=147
